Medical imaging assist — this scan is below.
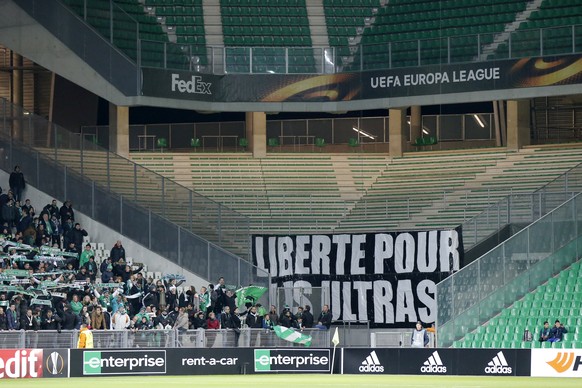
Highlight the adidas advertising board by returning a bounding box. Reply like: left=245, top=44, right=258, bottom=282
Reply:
left=531, top=349, right=582, bottom=377
left=484, top=351, right=512, bottom=374
left=342, top=349, right=397, bottom=374
left=420, top=351, right=447, bottom=373
left=398, top=349, right=454, bottom=375
left=454, top=349, right=530, bottom=376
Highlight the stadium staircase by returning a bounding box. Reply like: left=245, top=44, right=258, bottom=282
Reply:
left=453, top=260, right=582, bottom=349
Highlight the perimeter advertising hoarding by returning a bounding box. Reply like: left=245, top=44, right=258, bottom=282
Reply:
left=142, top=54, right=582, bottom=103
left=69, top=348, right=333, bottom=377
left=0, top=349, right=44, bottom=379
left=531, top=349, right=582, bottom=377
left=342, top=348, right=530, bottom=376
left=169, top=348, right=248, bottom=375
left=42, top=349, right=69, bottom=378
left=254, top=349, right=331, bottom=373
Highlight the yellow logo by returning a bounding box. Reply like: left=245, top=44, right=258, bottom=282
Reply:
left=547, top=352, right=575, bottom=373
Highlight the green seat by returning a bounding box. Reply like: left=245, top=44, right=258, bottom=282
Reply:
left=157, top=137, right=168, bottom=151
left=238, top=137, right=249, bottom=151
left=521, top=341, right=532, bottom=349
left=267, top=138, right=280, bottom=147
left=190, top=137, right=201, bottom=149
left=348, top=137, right=359, bottom=148
left=315, top=137, right=326, bottom=148
left=413, top=136, right=426, bottom=147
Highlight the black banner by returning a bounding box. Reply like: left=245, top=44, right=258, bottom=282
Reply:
left=253, top=228, right=463, bottom=328
left=142, top=54, right=582, bottom=103
left=342, top=348, right=531, bottom=376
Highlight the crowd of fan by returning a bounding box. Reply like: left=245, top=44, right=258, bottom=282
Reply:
left=0, top=194, right=333, bottom=334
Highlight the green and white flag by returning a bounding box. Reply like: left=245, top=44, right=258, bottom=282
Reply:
left=199, top=292, right=211, bottom=310
left=273, top=325, right=312, bottom=347
left=235, top=285, right=267, bottom=308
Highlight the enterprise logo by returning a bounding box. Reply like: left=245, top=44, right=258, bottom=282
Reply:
left=83, top=350, right=166, bottom=375
left=254, top=349, right=330, bottom=373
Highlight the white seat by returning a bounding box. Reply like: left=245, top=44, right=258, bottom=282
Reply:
left=97, top=243, right=105, bottom=250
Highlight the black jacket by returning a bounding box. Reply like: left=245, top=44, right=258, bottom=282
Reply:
left=42, top=314, right=62, bottom=331
left=9, top=171, right=25, bottom=190
left=246, top=312, right=263, bottom=328
left=302, top=311, right=314, bottom=328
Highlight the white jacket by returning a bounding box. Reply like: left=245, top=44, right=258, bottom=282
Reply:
left=112, top=311, right=130, bottom=330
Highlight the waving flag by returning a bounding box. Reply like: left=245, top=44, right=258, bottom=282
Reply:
left=235, top=285, right=268, bottom=308
left=273, top=325, right=312, bottom=347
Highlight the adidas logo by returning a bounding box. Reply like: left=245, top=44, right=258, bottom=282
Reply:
left=359, top=351, right=384, bottom=373
left=485, top=351, right=512, bottom=374
left=420, top=351, right=447, bottom=373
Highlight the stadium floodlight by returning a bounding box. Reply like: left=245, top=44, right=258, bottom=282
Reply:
left=352, top=127, right=376, bottom=139
left=473, top=114, right=485, bottom=128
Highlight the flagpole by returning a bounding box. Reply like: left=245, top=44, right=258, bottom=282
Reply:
left=331, top=344, right=337, bottom=375
left=331, top=327, right=339, bottom=375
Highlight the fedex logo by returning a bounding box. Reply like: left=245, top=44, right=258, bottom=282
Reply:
left=171, top=74, right=211, bottom=95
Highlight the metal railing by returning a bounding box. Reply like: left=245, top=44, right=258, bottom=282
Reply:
left=0, top=98, right=265, bottom=287
left=0, top=328, right=330, bottom=349
left=54, top=1, right=582, bottom=74
left=461, top=161, right=582, bottom=250
left=371, top=330, right=435, bottom=348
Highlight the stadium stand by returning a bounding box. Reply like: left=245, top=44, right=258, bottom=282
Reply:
left=487, top=0, right=582, bottom=60
left=355, top=0, right=528, bottom=69
left=132, top=145, right=582, bottom=234
left=3, top=0, right=582, bottom=355
left=453, top=260, right=582, bottom=349
left=61, top=0, right=199, bottom=69
left=220, top=0, right=316, bottom=73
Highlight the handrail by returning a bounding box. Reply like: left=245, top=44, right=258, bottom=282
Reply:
left=55, top=1, right=582, bottom=74
left=436, top=192, right=582, bottom=347
left=0, top=98, right=265, bottom=287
